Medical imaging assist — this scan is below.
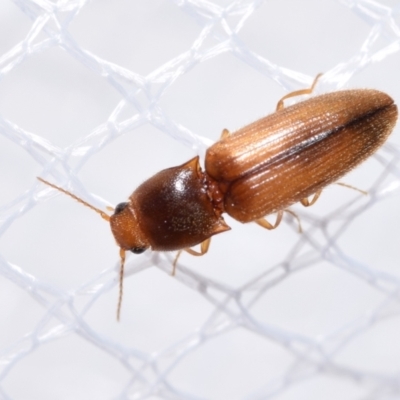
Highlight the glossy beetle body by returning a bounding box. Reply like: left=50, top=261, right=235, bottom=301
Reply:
left=38, top=84, right=398, bottom=320
left=206, top=89, right=397, bottom=222
left=110, top=157, right=230, bottom=252
left=110, top=89, right=397, bottom=253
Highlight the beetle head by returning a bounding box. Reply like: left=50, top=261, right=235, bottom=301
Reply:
left=110, top=202, right=149, bottom=254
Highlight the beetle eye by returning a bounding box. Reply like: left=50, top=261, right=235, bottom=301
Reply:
left=131, top=247, right=146, bottom=254
left=114, top=202, right=128, bottom=214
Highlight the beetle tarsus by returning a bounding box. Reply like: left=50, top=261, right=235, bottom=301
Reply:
left=276, top=73, right=323, bottom=111
left=255, top=211, right=284, bottom=230
left=336, top=182, right=368, bottom=196
left=284, top=209, right=303, bottom=233
left=172, top=250, right=182, bottom=275
left=300, top=190, right=322, bottom=207
left=184, top=238, right=211, bottom=256
left=172, top=238, right=211, bottom=276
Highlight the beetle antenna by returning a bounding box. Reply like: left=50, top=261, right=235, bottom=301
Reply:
left=38, top=177, right=128, bottom=321
left=117, top=249, right=126, bottom=321
left=37, top=177, right=111, bottom=222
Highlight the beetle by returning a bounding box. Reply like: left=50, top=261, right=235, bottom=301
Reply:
left=38, top=76, right=398, bottom=319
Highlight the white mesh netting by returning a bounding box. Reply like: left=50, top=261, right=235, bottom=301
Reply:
left=1, top=0, right=400, bottom=399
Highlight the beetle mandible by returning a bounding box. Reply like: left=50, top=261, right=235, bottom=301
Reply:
left=38, top=75, right=398, bottom=319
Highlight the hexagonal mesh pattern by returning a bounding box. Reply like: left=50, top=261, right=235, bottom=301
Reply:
left=0, top=1, right=400, bottom=399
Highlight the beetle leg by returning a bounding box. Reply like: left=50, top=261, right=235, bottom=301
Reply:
left=185, top=238, right=212, bottom=256
left=276, top=73, right=323, bottom=111
left=284, top=210, right=303, bottom=233
left=172, top=238, right=211, bottom=276
left=301, top=184, right=365, bottom=211
left=300, top=190, right=322, bottom=207
left=220, top=128, right=231, bottom=139
left=255, top=211, right=283, bottom=230
left=172, top=251, right=183, bottom=275
left=256, top=210, right=302, bottom=233
left=116, top=248, right=126, bottom=322
left=336, top=182, right=367, bottom=195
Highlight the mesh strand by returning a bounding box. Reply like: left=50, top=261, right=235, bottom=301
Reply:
left=0, top=0, right=400, bottom=399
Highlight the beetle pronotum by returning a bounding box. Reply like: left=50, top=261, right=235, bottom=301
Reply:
left=38, top=76, right=398, bottom=320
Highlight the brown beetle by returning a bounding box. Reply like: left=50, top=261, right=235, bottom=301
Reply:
left=38, top=77, right=398, bottom=319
